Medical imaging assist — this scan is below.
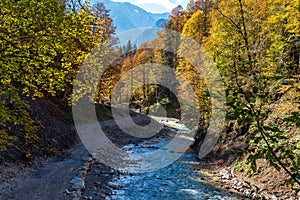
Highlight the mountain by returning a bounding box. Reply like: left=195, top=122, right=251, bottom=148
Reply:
left=90, top=0, right=170, bottom=33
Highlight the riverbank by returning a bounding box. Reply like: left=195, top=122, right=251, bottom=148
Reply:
left=195, top=144, right=300, bottom=200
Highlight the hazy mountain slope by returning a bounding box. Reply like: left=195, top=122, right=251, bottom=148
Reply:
left=91, top=0, right=169, bottom=33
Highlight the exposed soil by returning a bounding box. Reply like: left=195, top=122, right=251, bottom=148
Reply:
left=0, top=96, right=78, bottom=164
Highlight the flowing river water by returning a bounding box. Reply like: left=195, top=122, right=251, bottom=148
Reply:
left=106, top=117, right=240, bottom=200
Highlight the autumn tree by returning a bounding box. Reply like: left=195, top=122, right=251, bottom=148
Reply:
left=0, top=0, right=115, bottom=153
left=204, top=0, right=300, bottom=186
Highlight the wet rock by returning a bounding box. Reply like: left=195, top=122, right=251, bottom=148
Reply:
left=146, top=146, right=159, bottom=149
left=66, top=155, right=95, bottom=200
left=95, top=181, right=102, bottom=186
left=108, top=170, right=115, bottom=175
left=65, top=189, right=71, bottom=194
left=82, top=195, right=93, bottom=199
left=70, top=190, right=81, bottom=197
left=70, top=176, right=85, bottom=190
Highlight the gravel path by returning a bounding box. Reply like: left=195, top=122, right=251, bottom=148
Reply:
left=0, top=142, right=89, bottom=200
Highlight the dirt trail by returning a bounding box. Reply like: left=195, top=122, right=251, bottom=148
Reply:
left=0, top=142, right=89, bottom=200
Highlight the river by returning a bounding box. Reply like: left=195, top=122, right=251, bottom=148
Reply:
left=106, top=117, right=240, bottom=200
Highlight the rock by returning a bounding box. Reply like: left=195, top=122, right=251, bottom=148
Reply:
left=65, top=189, right=71, bottom=194
left=95, top=181, right=102, bottom=186
left=243, top=181, right=251, bottom=189
left=70, top=176, right=85, bottom=190
left=81, top=170, right=87, bottom=178
left=233, top=181, right=243, bottom=190
left=219, top=169, right=230, bottom=179
left=82, top=195, right=93, bottom=199
left=69, top=190, right=81, bottom=199
left=271, top=195, right=278, bottom=200
left=108, top=170, right=115, bottom=175
left=232, top=178, right=238, bottom=184
left=224, top=185, right=230, bottom=190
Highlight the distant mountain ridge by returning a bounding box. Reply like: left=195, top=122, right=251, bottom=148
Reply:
left=90, top=0, right=170, bottom=33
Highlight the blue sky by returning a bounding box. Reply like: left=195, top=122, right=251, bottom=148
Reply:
left=111, top=0, right=190, bottom=13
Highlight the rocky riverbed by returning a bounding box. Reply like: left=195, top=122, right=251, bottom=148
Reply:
left=66, top=117, right=241, bottom=200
